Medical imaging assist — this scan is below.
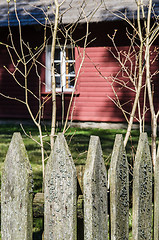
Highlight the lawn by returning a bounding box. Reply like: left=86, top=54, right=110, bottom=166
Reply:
left=0, top=124, right=141, bottom=190
left=0, top=123, right=151, bottom=239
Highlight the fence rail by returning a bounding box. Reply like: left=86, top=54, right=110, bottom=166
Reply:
left=1, top=131, right=157, bottom=239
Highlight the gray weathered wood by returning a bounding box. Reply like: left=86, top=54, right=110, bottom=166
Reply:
left=44, top=133, right=77, bottom=240
left=84, top=135, right=108, bottom=240
left=110, top=134, right=129, bottom=240
left=132, top=133, right=152, bottom=240
left=1, top=132, right=33, bottom=240
left=153, top=144, right=159, bottom=239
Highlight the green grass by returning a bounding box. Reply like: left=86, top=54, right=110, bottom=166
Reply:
left=0, top=124, right=141, bottom=191
left=65, top=127, right=141, bottom=169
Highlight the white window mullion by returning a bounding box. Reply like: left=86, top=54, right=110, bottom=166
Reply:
left=45, top=45, right=75, bottom=93
left=61, top=49, right=66, bottom=90
left=45, top=45, right=52, bottom=92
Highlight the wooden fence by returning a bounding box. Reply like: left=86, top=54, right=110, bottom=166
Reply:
left=1, top=132, right=158, bottom=239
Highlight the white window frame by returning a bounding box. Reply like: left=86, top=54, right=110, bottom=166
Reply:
left=45, top=45, right=75, bottom=92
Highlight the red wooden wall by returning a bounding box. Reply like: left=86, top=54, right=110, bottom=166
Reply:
left=70, top=46, right=125, bottom=122
left=0, top=23, right=159, bottom=124
left=0, top=26, right=44, bottom=120
left=66, top=46, right=159, bottom=123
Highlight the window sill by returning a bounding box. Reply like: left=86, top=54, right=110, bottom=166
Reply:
left=41, top=91, right=80, bottom=96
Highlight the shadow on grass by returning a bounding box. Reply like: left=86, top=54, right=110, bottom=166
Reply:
left=33, top=231, right=43, bottom=240
left=65, top=127, right=141, bottom=168
left=32, top=171, right=43, bottom=193
left=33, top=217, right=43, bottom=240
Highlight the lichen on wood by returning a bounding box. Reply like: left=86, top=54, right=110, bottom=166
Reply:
left=1, top=132, right=33, bottom=240
left=132, top=133, right=152, bottom=240
left=84, top=135, right=108, bottom=240
left=44, top=133, right=77, bottom=240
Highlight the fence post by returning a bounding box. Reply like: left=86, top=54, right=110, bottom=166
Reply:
left=109, top=134, right=129, bottom=240
left=44, top=133, right=77, bottom=240
left=1, top=132, right=33, bottom=240
left=154, top=145, right=159, bottom=239
left=132, top=133, right=152, bottom=240
left=83, top=136, right=108, bottom=240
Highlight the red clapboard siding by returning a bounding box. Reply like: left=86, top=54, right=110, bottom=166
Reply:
left=66, top=45, right=159, bottom=122
left=0, top=25, right=47, bottom=119
left=0, top=25, right=159, bottom=124
left=68, top=45, right=123, bottom=122
left=0, top=47, right=40, bottom=119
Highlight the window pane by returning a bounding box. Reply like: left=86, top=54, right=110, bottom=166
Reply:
left=55, top=49, right=60, bottom=60
left=56, top=76, right=61, bottom=88
left=46, top=45, right=76, bottom=92
left=55, top=62, right=61, bottom=74
left=67, top=62, right=75, bottom=75
left=67, top=76, right=75, bottom=88
left=67, top=48, right=75, bottom=60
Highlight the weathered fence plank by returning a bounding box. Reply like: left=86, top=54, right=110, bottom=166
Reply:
left=44, top=133, right=77, bottom=240
left=153, top=144, right=159, bottom=239
left=1, top=131, right=156, bottom=239
left=132, top=133, right=152, bottom=240
left=109, top=134, right=129, bottom=240
left=84, top=136, right=108, bottom=240
left=1, top=132, right=33, bottom=240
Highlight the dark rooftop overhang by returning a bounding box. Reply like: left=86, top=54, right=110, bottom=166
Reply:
left=0, top=0, right=159, bottom=27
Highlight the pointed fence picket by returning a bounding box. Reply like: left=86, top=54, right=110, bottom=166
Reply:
left=109, top=134, right=129, bottom=240
left=132, top=133, right=152, bottom=240
left=1, top=132, right=33, bottom=240
left=1, top=132, right=157, bottom=240
left=44, top=133, right=77, bottom=240
left=84, top=135, right=108, bottom=240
